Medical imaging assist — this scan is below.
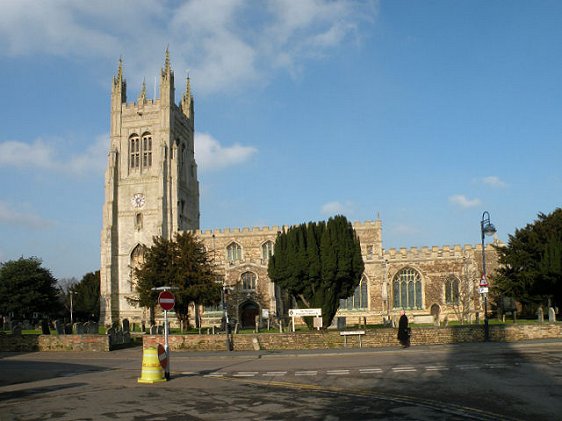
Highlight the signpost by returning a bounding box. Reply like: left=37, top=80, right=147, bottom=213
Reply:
left=152, top=287, right=177, bottom=380
left=288, top=308, right=322, bottom=332
left=479, top=275, right=489, bottom=294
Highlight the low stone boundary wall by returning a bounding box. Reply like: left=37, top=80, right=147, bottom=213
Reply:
left=0, top=334, right=110, bottom=352
left=143, top=323, right=562, bottom=352
left=1, top=323, right=560, bottom=352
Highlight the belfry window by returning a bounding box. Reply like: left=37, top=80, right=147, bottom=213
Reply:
left=129, top=135, right=140, bottom=169
left=129, top=132, right=152, bottom=170
left=392, top=268, right=423, bottom=309
left=142, top=133, right=152, bottom=168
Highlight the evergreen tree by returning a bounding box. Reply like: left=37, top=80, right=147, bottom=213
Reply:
left=0, top=257, right=63, bottom=320
left=68, top=271, right=100, bottom=322
left=494, top=208, right=562, bottom=314
left=133, top=232, right=221, bottom=328
left=268, top=215, right=364, bottom=328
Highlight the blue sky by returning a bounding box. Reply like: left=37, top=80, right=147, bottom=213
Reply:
left=1, top=0, right=561, bottom=280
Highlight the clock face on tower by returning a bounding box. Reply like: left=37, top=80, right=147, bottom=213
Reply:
left=131, top=193, right=145, bottom=208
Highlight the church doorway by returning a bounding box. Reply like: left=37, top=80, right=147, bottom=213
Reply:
left=239, top=301, right=259, bottom=329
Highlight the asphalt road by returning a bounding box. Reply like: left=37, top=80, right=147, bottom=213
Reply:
left=1, top=340, right=562, bottom=420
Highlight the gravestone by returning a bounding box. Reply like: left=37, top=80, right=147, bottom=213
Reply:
left=549, top=307, right=556, bottom=323
left=89, top=322, right=99, bottom=334
left=12, top=323, right=22, bottom=336
left=74, top=322, right=85, bottom=334
left=537, top=307, right=544, bottom=323
left=122, top=319, right=130, bottom=333
left=64, top=323, right=72, bottom=334
left=54, top=320, right=64, bottom=335
left=41, top=319, right=51, bottom=335
left=150, top=324, right=158, bottom=335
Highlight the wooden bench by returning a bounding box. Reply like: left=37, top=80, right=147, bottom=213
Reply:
left=339, top=330, right=366, bottom=348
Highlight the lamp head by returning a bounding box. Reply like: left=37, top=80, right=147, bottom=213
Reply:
left=482, top=223, right=496, bottom=237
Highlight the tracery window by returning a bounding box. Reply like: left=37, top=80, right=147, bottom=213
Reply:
left=392, top=267, right=422, bottom=309
left=129, top=132, right=152, bottom=170
left=261, top=241, right=274, bottom=263
left=340, top=275, right=368, bottom=310
left=142, top=133, right=152, bottom=168
left=130, top=244, right=146, bottom=291
left=241, top=272, right=257, bottom=291
left=445, top=275, right=460, bottom=305
left=129, top=134, right=140, bottom=169
left=226, top=242, right=242, bottom=262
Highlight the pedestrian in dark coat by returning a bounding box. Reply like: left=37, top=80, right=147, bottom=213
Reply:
left=397, top=310, right=410, bottom=348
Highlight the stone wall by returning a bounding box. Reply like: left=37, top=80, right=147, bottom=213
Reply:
left=0, top=334, right=110, bottom=352
left=143, top=323, right=562, bottom=352
left=2, top=324, right=559, bottom=352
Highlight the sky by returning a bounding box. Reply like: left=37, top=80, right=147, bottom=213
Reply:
left=1, top=0, right=561, bottom=281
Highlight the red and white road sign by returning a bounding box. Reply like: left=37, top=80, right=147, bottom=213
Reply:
left=479, top=275, right=488, bottom=287
left=158, top=290, right=175, bottom=311
left=157, top=344, right=168, bottom=369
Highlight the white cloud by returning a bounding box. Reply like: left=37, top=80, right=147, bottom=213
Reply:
left=449, top=194, right=481, bottom=209
left=320, top=201, right=355, bottom=216
left=0, top=135, right=107, bottom=176
left=0, top=201, right=53, bottom=229
left=0, top=0, right=378, bottom=94
left=0, top=139, right=58, bottom=170
left=481, top=176, right=507, bottom=188
left=195, top=132, right=257, bottom=171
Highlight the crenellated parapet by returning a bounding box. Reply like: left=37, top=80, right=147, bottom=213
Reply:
left=382, top=243, right=495, bottom=261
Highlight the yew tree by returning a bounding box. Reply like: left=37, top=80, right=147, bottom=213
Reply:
left=133, top=232, right=221, bottom=328
left=268, top=215, right=364, bottom=328
left=494, top=208, right=562, bottom=314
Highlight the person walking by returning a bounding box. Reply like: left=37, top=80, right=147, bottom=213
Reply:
left=397, top=310, right=410, bottom=348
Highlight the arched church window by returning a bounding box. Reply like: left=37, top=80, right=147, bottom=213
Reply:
left=241, top=272, right=257, bottom=291
left=340, top=275, right=368, bottom=310
left=261, top=241, right=274, bottom=263
left=142, top=132, right=152, bottom=168
left=130, top=244, right=146, bottom=291
left=134, top=213, right=143, bottom=230
left=129, top=134, right=140, bottom=169
left=392, top=267, right=422, bottom=309
left=445, top=275, right=460, bottom=305
left=226, top=242, right=242, bottom=262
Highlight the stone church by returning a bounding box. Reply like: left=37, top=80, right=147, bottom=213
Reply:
left=100, top=52, right=499, bottom=328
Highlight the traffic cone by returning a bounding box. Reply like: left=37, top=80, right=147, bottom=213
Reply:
left=137, top=347, right=166, bottom=384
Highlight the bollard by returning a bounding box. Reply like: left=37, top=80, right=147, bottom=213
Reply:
left=138, top=347, right=166, bottom=384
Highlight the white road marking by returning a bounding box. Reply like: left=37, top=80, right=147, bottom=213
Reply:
left=204, top=372, right=226, bottom=377
left=263, top=371, right=287, bottom=377
left=392, top=366, right=417, bottom=372
left=233, top=372, right=259, bottom=377
left=295, top=371, right=318, bottom=376
left=359, top=368, right=384, bottom=374
left=326, top=370, right=350, bottom=375
left=425, top=366, right=449, bottom=371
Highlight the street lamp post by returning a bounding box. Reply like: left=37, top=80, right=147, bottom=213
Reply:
left=480, top=211, right=497, bottom=342
left=69, top=290, right=78, bottom=325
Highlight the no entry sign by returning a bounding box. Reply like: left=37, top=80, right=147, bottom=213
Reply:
left=158, top=290, right=175, bottom=311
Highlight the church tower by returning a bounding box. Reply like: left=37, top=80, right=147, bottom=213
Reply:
left=100, top=51, right=200, bottom=325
